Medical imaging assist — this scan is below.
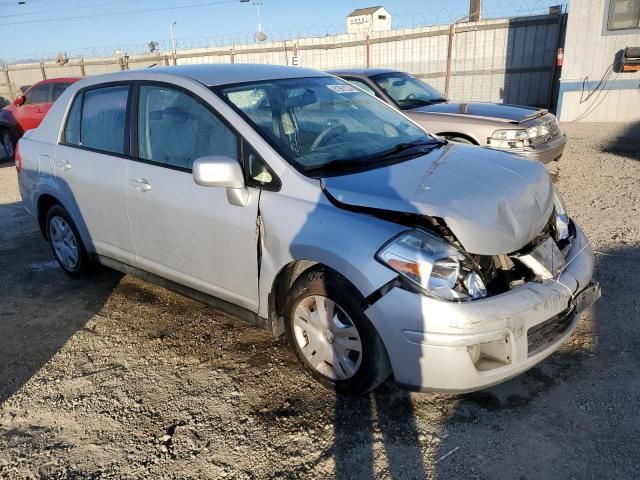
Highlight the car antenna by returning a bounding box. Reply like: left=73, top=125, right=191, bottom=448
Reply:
left=147, top=63, right=157, bottom=68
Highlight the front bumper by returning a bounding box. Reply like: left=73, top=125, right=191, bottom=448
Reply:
left=513, top=133, right=567, bottom=164
left=365, top=224, right=598, bottom=392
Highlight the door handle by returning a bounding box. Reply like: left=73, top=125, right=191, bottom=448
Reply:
left=129, top=178, right=152, bottom=192
left=56, top=159, right=72, bottom=170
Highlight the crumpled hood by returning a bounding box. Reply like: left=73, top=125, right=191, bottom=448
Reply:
left=409, top=102, right=545, bottom=123
left=322, top=144, right=554, bottom=255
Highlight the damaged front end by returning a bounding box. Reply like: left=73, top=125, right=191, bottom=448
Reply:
left=324, top=181, right=576, bottom=304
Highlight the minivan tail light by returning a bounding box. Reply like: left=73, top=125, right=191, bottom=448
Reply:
left=15, top=142, right=22, bottom=173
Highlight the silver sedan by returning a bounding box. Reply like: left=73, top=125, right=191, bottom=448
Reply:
left=17, top=64, right=598, bottom=394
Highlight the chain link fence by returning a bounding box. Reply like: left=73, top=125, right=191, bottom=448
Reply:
left=0, top=1, right=567, bottom=109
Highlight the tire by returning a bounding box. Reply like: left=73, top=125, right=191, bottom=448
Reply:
left=445, top=135, right=475, bottom=145
left=1, top=129, right=16, bottom=163
left=45, top=204, right=92, bottom=278
left=284, top=267, right=391, bottom=395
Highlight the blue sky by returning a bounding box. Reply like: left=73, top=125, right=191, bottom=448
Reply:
left=0, top=0, right=563, bottom=61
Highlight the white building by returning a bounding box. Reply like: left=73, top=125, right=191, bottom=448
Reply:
left=346, top=6, right=392, bottom=35
left=557, top=0, right=640, bottom=122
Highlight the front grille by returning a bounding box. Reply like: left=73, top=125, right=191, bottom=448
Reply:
left=527, top=308, right=575, bottom=356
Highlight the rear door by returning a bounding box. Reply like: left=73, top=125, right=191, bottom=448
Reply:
left=54, top=84, right=135, bottom=264
left=123, top=83, right=261, bottom=312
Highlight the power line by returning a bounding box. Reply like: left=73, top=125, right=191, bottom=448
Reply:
left=0, top=0, right=47, bottom=6
left=0, top=0, right=240, bottom=26
left=2, top=0, right=145, bottom=18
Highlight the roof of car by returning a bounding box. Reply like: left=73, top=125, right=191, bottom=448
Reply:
left=33, top=77, right=81, bottom=85
left=327, top=68, right=401, bottom=77
left=138, top=64, right=330, bottom=86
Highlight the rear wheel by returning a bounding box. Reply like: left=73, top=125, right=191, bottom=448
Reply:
left=46, top=204, right=92, bottom=277
left=284, top=268, right=391, bottom=394
left=1, top=129, right=16, bottom=163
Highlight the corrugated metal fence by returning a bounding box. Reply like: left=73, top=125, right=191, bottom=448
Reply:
left=0, top=13, right=565, bottom=109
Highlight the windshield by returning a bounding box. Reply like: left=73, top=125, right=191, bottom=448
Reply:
left=371, top=72, right=447, bottom=110
left=216, top=76, right=440, bottom=176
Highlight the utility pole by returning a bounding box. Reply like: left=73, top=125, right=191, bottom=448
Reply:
left=170, top=21, right=177, bottom=57
left=469, top=0, right=481, bottom=22
left=241, top=0, right=267, bottom=41
left=255, top=1, right=263, bottom=34
left=253, top=1, right=267, bottom=42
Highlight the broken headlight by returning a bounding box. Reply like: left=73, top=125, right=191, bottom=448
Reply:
left=552, top=186, right=570, bottom=241
left=376, top=229, right=487, bottom=301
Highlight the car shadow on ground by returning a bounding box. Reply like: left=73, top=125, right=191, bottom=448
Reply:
left=601, top=121, right=640, bottom=160
left=0, top=160, right=15, bottom=169
left=333, top=384, right=427, bottom=479
left=0, top=200, right=121, bottom=406
left=431, top=244, right=640, bottom=478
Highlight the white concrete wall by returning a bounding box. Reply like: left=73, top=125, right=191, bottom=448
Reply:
left=0, top=14, right=562, bottom=109
left=558, top=0, right=640, bottom=122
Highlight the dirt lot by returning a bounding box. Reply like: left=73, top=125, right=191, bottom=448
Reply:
left=0, top=123, right=639, bottom=479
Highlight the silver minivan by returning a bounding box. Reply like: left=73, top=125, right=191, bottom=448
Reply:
left=17, top=65, right=599, bottom=394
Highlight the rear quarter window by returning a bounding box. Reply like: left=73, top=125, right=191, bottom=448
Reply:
left=63, top=93, right=82, bottom=145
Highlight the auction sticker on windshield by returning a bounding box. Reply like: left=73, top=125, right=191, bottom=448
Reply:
left=327, top=84, right=360, bottom=94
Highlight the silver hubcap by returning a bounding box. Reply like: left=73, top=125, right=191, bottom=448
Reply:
left=49, top=216, right=79, bottom=270
left=293, top=295, right=363, bottom=380
left=2, top=133, right=13, bottom=159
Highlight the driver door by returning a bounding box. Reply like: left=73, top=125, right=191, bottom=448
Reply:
left=124, top=83, right=261, bottom=312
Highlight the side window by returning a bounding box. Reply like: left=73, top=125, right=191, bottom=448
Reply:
left=63, top=93, right=82, bottom=145
left=137, top=85, right=238, bottom=170
left=81, top=86, right=129, bottom=154
left=607, top=0, right=640, bottom=30
left=51, top=83, right=72, bottom=102
left=347, top=78, right=376, bottom=96
left=243, top=141, right=279, bottom=190
left=25, top=84, right=50, bottom=105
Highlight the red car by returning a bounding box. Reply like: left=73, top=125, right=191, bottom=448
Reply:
left=0, top=77, right=80, bottom=162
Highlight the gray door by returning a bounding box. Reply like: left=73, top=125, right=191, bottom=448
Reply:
left=124, top=84, right=260, bottom=312
left=54, top=85, right=136, bottom=264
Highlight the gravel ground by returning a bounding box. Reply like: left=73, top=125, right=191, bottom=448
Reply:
left=0, top=122, right=639, bottom=479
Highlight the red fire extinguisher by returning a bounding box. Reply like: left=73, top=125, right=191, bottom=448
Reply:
left=556, top=48, right=564, bottom=67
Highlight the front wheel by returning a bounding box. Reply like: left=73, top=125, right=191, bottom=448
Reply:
left=284, top=268, right=391, bottom=394
left=46, top=204, right=92, bottom=278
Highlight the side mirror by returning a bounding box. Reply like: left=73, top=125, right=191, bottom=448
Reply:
left=192, top=155, right=244, bottom=188
left=14, top=95, right=26, bottom=107
left=192, top=155, right=248, bottom=206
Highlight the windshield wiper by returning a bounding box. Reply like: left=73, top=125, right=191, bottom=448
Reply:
left=302, top=158, right=368, bottom=174
left=372, top=139, right=442, bottom=161
left=302, top=139, right=443, bottom=176
left=401, top=98, right=447, bottom=107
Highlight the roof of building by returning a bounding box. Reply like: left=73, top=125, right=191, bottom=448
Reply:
left=347, top=6, right=385, bottom=17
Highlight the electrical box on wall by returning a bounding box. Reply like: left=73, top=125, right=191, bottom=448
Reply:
left=617, top=47, right=640, bottom=73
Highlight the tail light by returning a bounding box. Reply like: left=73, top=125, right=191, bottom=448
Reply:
left=15, top=141, right=22, bottom=173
